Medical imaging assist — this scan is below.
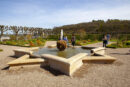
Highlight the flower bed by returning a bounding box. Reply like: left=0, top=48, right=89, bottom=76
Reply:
left=0, top=39, right=46, bottom=47
left=107, top=40, right=130, bottom=48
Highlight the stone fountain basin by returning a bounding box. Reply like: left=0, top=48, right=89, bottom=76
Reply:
left=32, top=47, right=91, bottom=58
left=8, top=46, right=116, bottom=76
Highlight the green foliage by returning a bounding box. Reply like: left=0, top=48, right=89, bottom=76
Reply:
left=26, top=34, right=32, bottom=40
left=75, top=41, right=82, bottom=46
left=75, top=40, right=100, bottom=46
left=46, top=34, right=130, bottom=41
left=18, top=36, right=25, bottom=40
left=47, top=35, right=59, bottom=40
left=84, top=34, right=103, bottom=41
left=0, top=38, right=46, bottom=47
left=107, top=44, right=117, bottom=48
left=53, top=19, right=130, bottom=34
left=5, top=41, right=17, bottom=45
left=37, top=39, right=43, bottom=46
left=29, top=41, right=35, bottom=47
left=126, top=41, right=130, bottom=45
left=46, top=34, right=103, bottom=41
left=10, top=35, right=16, bottom=40
left=107, top=40, right=130, bottom=48
left=82, top=40, right=87, bottom=43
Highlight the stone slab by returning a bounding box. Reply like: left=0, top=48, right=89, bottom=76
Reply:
left=13, top=47, right=39, bottom=57
left=8, top=55, right=45, bottom=66
left=48, top=44, right=56, bottom=48
left=83, top=55, right=116, bottom=63
left=91, top=47, right=105, bottom=56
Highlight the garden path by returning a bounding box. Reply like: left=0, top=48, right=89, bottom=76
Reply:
left=44, top=41, right=56, bottom=47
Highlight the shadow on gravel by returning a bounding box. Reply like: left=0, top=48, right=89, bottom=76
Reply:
left=110, top=53, right=130, bottom=55
left=40, top=66, right=64, bottom=76
left=1, top=66, right=10, bottom=70
left=9, top=55, right=19, bottom=58
left=113, top=61, right=123, bottom=66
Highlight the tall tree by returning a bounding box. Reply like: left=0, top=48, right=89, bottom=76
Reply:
left=21, top=26, right=29, bottom=40
left=10, top=26, right=21, bottom=40
left=0, top=25, right=8, bottom=41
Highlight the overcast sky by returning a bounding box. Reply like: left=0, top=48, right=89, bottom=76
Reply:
left=0, top=0, right=130, bottom=28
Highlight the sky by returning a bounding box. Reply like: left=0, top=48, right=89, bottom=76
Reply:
left=0, top=0, right=130, bottom=28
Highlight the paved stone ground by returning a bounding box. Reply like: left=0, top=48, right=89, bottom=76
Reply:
left=44, top=41, right=56, bottom=47
left=0, top=42, right=130, bottom=87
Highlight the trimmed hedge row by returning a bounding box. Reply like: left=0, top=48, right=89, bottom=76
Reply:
left=46, top=34, right=130, bottom=41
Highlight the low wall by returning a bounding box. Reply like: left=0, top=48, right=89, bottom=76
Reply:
left=41, top=53, right=87, bottom=76
left=8, top=54, right=45, bottom=68
left=91, top=47, right=105, bottom=56
left=14, top=47, right=39, bottom=57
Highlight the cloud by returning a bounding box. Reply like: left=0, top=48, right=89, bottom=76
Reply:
left=22, top=4, right=130, bottom=27
left=0, top=0, right=130, bottom=28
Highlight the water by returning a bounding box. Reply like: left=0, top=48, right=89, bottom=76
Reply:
left=33, top=47, right=90, bottom=58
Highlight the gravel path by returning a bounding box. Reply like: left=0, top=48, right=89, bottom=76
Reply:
left=0, top=42, right=130, bottom=87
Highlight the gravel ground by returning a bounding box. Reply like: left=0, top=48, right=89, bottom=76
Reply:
left=0, top=43, right=130, bottom=87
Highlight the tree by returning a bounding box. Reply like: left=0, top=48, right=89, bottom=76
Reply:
left=10, top=26, right=21, bottom=40
left=21, top=26, right=29, bottom=40
left=37, top=28, right=44, bottom=37
left=78, top=29, right=86, bottom=40
left=0, top=25, right=8, bottom=41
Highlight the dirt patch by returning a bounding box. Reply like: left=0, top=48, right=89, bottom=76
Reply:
left=113, top=60, right=124, bottom=66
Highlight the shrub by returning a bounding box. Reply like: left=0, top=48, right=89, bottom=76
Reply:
left=57, top=40, right=67, bottom=51
left=16, top=40, right=27, bottom=46
left=82, top=40, right=87, bottom=43
left=107, top=43, right=117, bottom=48
left=29, top=41, right=35, bottom=47
left=68, top=40, right=71, bottom=43
left=75, top=35, right=80, bottom=40
left=126, top=41, right=130, bottom=45
left=27, top=34, right=32, bottom=40
left=37, top=39, right=43, bottom=46
left=0, top=38, right=46, bottom=47
left=47, top=35, right=59, bottom=40
left=76, top=41, right=82, bottom=46
left=117, top=42, right=123, bottom=47
left=107, top=40, right=130, bottom=48
left=18, top=36, right=25, bottom=40
left=10, top=35, right=16, bottom=40
left=87, top=39, right=91, bottom=42
left=6, top=41, right=17, bottom=45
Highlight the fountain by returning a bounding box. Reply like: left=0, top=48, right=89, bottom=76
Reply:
left=60, top=29, right=63, bottom=40
left=57, top=29, right=67, bottom=51
left=7, top=29, right=116, bottom=76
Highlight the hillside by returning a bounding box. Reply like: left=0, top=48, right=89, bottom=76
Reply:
left=53, top=19, right=130, bottom=34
